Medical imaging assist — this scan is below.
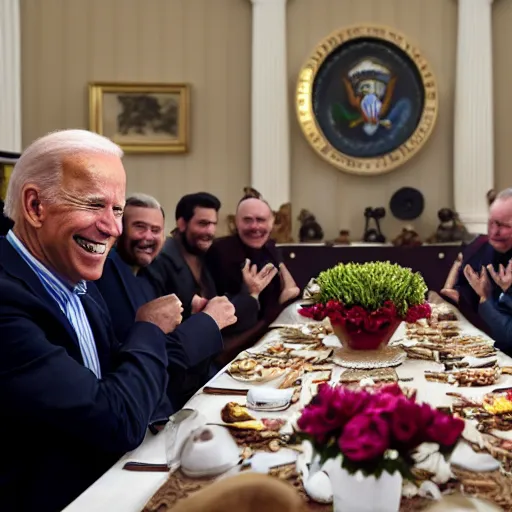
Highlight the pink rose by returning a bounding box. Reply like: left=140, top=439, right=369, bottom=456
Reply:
left=366, top=392, right=400, bottom=414
left=390, top=399, right=420, bottom=443
left=298, top=385, right=372, bottom=442
left=339, top=413, right=389, bottom=461
left=425, top=411, right=465, bottom=447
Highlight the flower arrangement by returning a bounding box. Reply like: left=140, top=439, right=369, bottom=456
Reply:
left=299, top=262, right=431, bottom=342
left=297, top=383, right=464, bottom=479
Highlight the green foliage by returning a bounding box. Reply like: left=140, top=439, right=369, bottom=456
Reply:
left=316, top=261, right=428, bottom=316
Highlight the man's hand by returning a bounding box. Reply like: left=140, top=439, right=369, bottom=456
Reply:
left=191, top=294, right=208, bottom=314
left=242, top=259, right=278, bottom=298
left=202, top=296, right=237, bottom=330
left=135, top=294, right=183, bottom=334
left=463, top=265, right=491, bottom=301
left=278, top=263, right=300, bottom=304
left=487, top=260, right=512, bottom=293
left=440, top=252, right=463, bottom=303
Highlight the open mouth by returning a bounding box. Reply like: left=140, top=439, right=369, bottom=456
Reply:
left=135, top=245, right=155, bottom=254
left=73, top=235, right=107, bottom=255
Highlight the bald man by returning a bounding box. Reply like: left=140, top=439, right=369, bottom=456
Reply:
left=206, top=195, right=299, bottom=361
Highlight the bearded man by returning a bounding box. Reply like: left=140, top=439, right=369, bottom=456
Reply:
left=96, top=193, right=236, bottom=408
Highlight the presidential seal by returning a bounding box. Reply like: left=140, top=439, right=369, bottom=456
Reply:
left=296, top=25, right=438, bottom=175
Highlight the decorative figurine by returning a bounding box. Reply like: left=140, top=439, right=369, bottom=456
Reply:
left=426, top=208, right=472, bottom=244
left=270, top=202, right=294, bottom=243
left=487, top=189, right=497, bottom=207
left=335, top=229, right=351, bottom=244
left=392, top=225, right=422, bottom=247
left=362, top=207, right=386, bottom=243
left=298, top=209, right=324, bottom=243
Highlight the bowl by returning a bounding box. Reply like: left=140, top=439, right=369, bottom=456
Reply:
left=180, top=425, right=240, bottom=477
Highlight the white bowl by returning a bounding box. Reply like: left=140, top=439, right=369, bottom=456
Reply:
left=180, top=425, right=240, bottom=477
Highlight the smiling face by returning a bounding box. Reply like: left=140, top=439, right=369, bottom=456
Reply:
left=488, top=198, right=512, bottom=253
left=118, top=205, right=164, bottom=269
left=236, top=198, right=274, bottom=249
left=177, top=206, right=218, bottom=254
left=22, top=153, right=126, bottom=284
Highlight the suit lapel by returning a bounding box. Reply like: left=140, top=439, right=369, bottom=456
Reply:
left=110, top=251, right=139, bottom=314
left=0, top=238, right=82, bottom=352
left=78, top=287, right=114, bottom=372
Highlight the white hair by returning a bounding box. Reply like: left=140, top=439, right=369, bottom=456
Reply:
left=125, top=193, right=162, bottom=211
left=496, top=188, right=512, bottom=202
left=4, top=129, right=123, bottom=221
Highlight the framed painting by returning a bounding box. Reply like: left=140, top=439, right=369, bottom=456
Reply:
left=89, top=82, right=190, bottom=154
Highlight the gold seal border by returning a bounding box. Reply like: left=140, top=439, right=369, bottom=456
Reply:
left=295, top=24, right=439, bottom=176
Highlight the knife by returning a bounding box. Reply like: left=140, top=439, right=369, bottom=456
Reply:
left=202, top=386, right=248, bottom=396
left=122, top=461, right=169, bottom=472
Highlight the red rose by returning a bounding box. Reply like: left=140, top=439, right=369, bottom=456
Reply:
left=425, top=411, right=465, bottom=447
left=366, top=392, right=400, bottom=414
left=339, top=413, right=389, bottom=461
left=405, top=303, right=431, bottom=323
left=298, top=385, right=372, bottom=442
left=378, top=384, right=405, bottom=397
left=343, top=306, right=368, bottom=331
left=363, top=311, right=392, bottom=332
left=390, top=399, right=420, bottom=443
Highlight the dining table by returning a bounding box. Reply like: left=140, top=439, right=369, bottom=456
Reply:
left=63, top=298, right=512, bottom=512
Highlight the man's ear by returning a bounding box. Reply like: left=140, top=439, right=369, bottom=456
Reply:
left=176, top=217, right=186, bottom=232
left=22, top=185, right=46, bottom=228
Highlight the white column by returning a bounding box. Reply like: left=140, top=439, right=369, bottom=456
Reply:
left=0, top=0, right=22, bottom=152
left=250, top=0, right=290, bottom=209
left=453, top=0, right=494, bottom=234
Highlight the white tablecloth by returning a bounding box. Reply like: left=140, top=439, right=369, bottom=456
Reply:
left=63, top=302, right=512, bottom=512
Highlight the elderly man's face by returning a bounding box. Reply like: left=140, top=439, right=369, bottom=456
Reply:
left=35, top=154, right=125, bottom=283
left=118, top=205, right=164, bottom=268
left=488, top=198, right=512, bottom=253
left=235, top=198, right=274, bottom=249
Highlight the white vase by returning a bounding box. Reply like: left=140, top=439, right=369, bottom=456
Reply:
left=326, top=460, right=403, bottom=512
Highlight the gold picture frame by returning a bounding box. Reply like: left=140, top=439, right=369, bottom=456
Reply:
left=0, top=164, right=14, bottom=200
left=89, top=82, right=190, bottom=154
left=296, top=24, right=438, bottom=175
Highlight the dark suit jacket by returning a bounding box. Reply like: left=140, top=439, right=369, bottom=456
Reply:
left=144, top=237, right=259, bottom=332
left=204, top=235, right=294, bottom=363
left=479, top=294, right=512, bottom=355
left=0, top=238, right=169, bottom=512
left=206, top=235, right=286, bottom=325
left=96, top=250, right=223, bottom=408
left=453, top=235, right=512, bottom=334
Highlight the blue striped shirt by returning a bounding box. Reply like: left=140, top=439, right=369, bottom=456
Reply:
left=6, top=230, right=102, bottom=378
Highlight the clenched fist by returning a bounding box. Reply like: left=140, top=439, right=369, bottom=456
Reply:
left=202, top=296, right=237, bottom=330
left=135, top=294, right=183, bottom=334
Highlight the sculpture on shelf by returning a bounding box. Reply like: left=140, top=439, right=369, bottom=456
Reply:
left=362, top=207, right=386, bottom=243
left=271, top=202, right=294, bottom=243
left=298, top=209, right=324, bottom=243
left=426, top=208, right=472, bottom=244
left=487, top=189, right=497, bottom=207
left=392, top=225, right=422, bottom=247
left=325, top=230, right=351, bottom=246
left=226, top=214, right=237, bottom=236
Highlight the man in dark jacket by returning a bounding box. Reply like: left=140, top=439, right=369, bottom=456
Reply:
left=206, top=196, right=300, bottom=363
left=144, top=192, right=278, bottom=337
left=96, top=193, right=236, bottom=407
left=0, top=130, right=183, bottom=511
left=441, top=188, right=512, bottom=333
